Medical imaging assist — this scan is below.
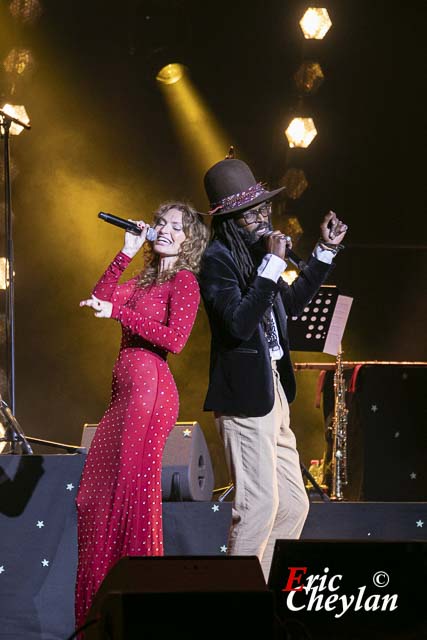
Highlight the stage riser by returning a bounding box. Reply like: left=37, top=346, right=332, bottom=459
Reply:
left=301, top=502, right=427, bottom=540
left=0, top=455, right=425, bottom=640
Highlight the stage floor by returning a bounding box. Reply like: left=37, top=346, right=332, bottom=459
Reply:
left=0, top=454, right=425, bottom=639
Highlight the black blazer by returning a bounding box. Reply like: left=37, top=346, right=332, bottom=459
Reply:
left=199, top=239, right=334, bottom=417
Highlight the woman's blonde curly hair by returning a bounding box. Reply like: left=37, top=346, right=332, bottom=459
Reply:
left=138, top=201, right=209, bottom=288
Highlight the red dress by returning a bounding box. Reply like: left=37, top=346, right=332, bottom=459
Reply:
left=75, top=251, right=200, bottom=629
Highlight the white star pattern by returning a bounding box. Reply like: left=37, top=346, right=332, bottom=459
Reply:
left=220, top=545, right=227, bottom=553
left=66, top=483, right=75, bottom=491
left=0, top=566, right=4, bottom=574
left=211, top=504, right=219, bottom=512
left=41, top=559, right=49, bottom=567
left=394, top=432, right=400, bottom=438
left=416, top=520, right=424, bottom=528
left=371, top=405, right=378, bottom=413
left=36, top=521, right=44, bottom=529
left=410, top=472, right=417, bottom=480
left=182, top=429, right=192, bottom=437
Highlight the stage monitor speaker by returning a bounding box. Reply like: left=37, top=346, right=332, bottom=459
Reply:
left=84, top=556, right=275, bottom=640
left=268, top=539, right=427, bottom=640
left=161, top=422, right=214, bottom=501
left=80, top=423, right=97, bottom=451
left=80, top=421, right=214, bottom=501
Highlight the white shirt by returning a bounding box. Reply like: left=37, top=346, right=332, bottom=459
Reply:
left=257, top=244, right=334, bottom=360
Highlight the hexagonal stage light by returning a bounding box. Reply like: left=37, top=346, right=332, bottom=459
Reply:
left=280, top=168, right=308, bottom=199
left=3, top=48, right=35, bottom=77
left=9, top=0, right=43, bottom=24
left=285, top=117, right=317, bottom=148
left=0, top=104, right=31, bottom=135
left=299, top=8, right=332, bottom=40
left=294, top=61, right=324, bottom=95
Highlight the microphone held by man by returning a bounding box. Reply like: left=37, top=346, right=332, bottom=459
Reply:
left=263, top=230, right=306, bottom=269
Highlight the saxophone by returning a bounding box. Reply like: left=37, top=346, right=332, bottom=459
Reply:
left=330, top=348, right=348, bottom=500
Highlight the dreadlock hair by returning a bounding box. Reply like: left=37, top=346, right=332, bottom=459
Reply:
left=211, top=214, right=255, bottom=288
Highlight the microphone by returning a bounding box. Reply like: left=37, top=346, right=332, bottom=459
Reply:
left=264, top=231, right=306, bottom=270
left=0, top=394, right=34, bottom=454
left=98, top=212, right=157, bottom=241
left=286, top=249, right=306, bottom=270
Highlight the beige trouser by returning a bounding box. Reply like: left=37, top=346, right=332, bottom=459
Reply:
left=215, top=362, right=309, bottom=581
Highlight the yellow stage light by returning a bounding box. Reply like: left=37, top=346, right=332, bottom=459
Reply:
left=156, top=63, right=185, bottom=85
left=0, top=258, right=8, bottom=291
left=282, top=269, right=298, bottom=285
left=0, top=423, right=7, bottom=453
left=3, top=48, right=35, bottom=77
left=285, top=117, right=317, bottom=148
left=9, top=0, right=43, bottom=24
left=1, top=104, right=30, bottom=135
left=294, top=61, right=324, bottom=94
left=299, top=8, right=332, bottom=40
left=280, top=168, right=308, bottom=199
left=284, top=216, right=304, bottom=244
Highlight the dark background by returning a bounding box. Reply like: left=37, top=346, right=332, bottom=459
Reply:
left=0, top=0, right=426, bottom=486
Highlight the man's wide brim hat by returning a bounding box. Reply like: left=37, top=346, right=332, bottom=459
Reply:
left=203, top=158, right=284, bottom=216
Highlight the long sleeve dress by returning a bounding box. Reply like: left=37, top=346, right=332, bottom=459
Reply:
left=75, top=251, right=200, bottom=629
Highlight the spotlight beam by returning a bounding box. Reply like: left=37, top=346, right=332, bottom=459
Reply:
left=159, top=73, right=230, bottom=174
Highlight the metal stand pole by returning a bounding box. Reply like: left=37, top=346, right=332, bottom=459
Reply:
left=2, top=117, right=16, bottom=415
left=301, top=461, right=330, bottom=502
left=1, top=109, right=32, bottom=453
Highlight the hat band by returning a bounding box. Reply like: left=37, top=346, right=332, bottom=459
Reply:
left=209, top=182, right=268, bottom=214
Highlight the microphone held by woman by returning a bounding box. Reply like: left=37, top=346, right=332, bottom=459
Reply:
left=98, top=211, right=157, bottom=241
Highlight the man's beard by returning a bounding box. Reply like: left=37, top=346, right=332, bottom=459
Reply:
left=237, top=220, right=272, bottom=247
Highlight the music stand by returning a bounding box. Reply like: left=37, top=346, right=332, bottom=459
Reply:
left=289, top=285, right=353, bottom=499
left=288, top=284, right=353, bottom=356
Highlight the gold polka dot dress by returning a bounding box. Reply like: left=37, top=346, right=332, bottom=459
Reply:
left=75, top=252, right=200, bottom=629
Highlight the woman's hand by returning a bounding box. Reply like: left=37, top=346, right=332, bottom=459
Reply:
left=122, top=220, right=149, bottom=258
left=80, top=295, right=113, bottom=318
left=320, top=211, right=348, bottom=245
